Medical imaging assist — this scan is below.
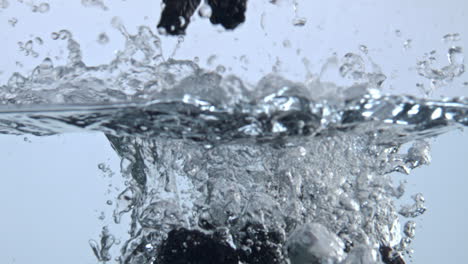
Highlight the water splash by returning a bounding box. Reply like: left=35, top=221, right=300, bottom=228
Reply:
left=0, top=26, right=467, bottom=264
left=417, top=44, right=465, bottom=90
left=89, top=226, right=116, bottom=262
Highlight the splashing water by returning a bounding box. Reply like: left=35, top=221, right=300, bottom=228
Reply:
left=0, top=25, right=467, bottom=264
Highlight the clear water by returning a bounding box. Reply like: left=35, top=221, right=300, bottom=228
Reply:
left=0, top=12, right=467, bottom=264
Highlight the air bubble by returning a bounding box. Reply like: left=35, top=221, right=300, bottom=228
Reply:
left=177, top=36, right=184, bottom=43
left=24, top=40, right=33, bottom=50
left=34, top=37, right=43, bottom=45
left=404, top=221, right=416, bottom=238
left=97, top=33, right=109, bottom=44
left=198, top=4, right=212, bottom=18
left=179, top=16, right=186, bottom=27
left=448, top=46, right=463, bottom=65
left=38, top=2, right=49, bottom=13
left=215, top=65, right=226, bottom=74
left=51, top=32, right=59, bottom=40
left=157, top=27, right=167, bottom=35
left=58, top=30, right=71, bottom=40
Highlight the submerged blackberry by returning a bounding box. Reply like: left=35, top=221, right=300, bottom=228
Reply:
left=158, top=228, right=238, bottom=264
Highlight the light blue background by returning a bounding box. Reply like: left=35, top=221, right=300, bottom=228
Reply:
left=0, top=0, right=467, bottom=263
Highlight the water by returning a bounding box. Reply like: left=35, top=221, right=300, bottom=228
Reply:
left=0, top=15, right=467, bottom=264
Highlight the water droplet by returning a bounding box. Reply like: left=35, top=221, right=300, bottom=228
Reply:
left=24, top=40, right=33, bottom=50
left=51, top=32, right=59, bottom=40
left=416, top=83, right=431, bottom=96
left=81, top=0, right=107, bottom=10
left=339, top=53, right=365, bottom=79
left=35, top=57, right=54, bottom=74
left=38, top=2, right=49, bottom=13
left=395, top=29, right=402, bottom=37
left=97, top=33, right=109, bottom=44
left=58, top=30, right=71, bottom=40
left=98, top=163, right=106, bottom=170
left=442, top=33, right=461, bottom=42
left=179, top=16, right=186, bottom=27
left=89, top=239, right=101, bottom=261
left=207, top=55, right=217, bottom=66
left=404, top=221, right=416, bottom=238
left=98, top=211, right=105, bottom=220
left=203, top=144, right=213, bottom=150
left=157, top=27, right=167, bottom=35
left=260, top=12, right=266, bottom=31
left=0, top=0, right=9, bottom=9
left=198, top=4, right=212, bottom=18
left=403, top=39, right=412, bottom=50
left=34, top=37, right=43, bottom=45
left=8, top=17, right=17, bottom=27
left=359, top=45, right=368, bottom=54
left=215, top=65, right=226, bottom=74
left=399, top=193, right=426, bottom=218
left=111, top=16, right=124, bottom=31
left=177, top=35, right=184, bottom=43
left=448, top=46, right=463, bottom=65
left=293, top=17, right=307, bottom=26
left=107, top=200, right=113, bottom=205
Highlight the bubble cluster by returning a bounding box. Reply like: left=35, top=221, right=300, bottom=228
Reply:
left=17, top=39, right=39, bottom=58
left=417, top=41, right=465, bottom=90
